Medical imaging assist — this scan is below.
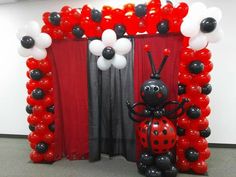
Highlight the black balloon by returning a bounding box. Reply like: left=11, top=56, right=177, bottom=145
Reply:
left=177, top=126, right=185, bottom=136
left=185, top=148, right=199, bottom=162
left=72, top=26, right=84, bottom=38
left=49, top=12, right=61, bottom=26
left=30, top=69, right=43, bottom=81
left=200, top=127, right=211, bottom=138
left=21, top=36, right=35, bottom=49
left=102, top=47, right=115, bottom=60
left=114, top=24, right=126, bottom=38
left=163, top=166, right=178, bottom=177
left=202, top=84, right=212, bottom=95
left=188, top=60, right=204, bottom=74
left=140, top=152, right=154, bottom=166
left=26, top=105, right=33, bottom=114
left=29, top=124, right=35, bottom=131
left=36, top=142, right=48, bottom=154
left=91, top=9, right=102, bottom=22
left=135, top=4, right=147, bottom=18
left=31, top=88, right=45, bottom=100
left=47, top=105, right=55, bottom=114
left=137, top=161, right=148, bottom=175
left=157, top=20, right=169, bottom=34
left=178, top=84, right=186, bottom=95
left=145, top=166, right=162, bottom=177
left=155, top=155, right=172, bottom=171
left=200, top=17, right=217, bottom=33
left=48, top=123, right=55, bottom=132
left=187, top=106, right=201, bottom=119
left=166, top=151, right=175, bottom=163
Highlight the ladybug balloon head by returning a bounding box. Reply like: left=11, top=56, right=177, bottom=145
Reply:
left=140, top=45, right=171, bottom=107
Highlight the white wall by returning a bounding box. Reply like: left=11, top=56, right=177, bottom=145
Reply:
left=0, top=0, right=234, bottom=144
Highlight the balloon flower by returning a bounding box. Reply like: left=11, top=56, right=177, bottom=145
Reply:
left=89, top=29, right=132, bottom=71
left=17, top=21, right=52, bottom=60
left=181, top=2, right=223, bottom=50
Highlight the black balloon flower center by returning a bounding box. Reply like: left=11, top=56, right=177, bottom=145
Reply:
left=200, top=17, right=217, bottom=33
left=102, top=47, right=115, bottom=60
left=21, top=36, right=35, bottom=49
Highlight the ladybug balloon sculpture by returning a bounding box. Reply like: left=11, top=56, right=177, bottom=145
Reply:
left=127, top=45, right=188, bottom=177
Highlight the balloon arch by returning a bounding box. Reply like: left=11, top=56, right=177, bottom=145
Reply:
left=18, top=0, right=222, bottom=176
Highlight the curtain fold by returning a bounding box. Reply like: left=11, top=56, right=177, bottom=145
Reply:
left=134, top=34, right=183, bottom=159
left=47, top=39, right=89, bottom=160
left=88, top=39, right=136, bottom=162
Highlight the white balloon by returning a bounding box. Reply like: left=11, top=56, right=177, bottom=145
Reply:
left=181, top=19, right=200, bottom=37
left=112, top=54, right=127, bottom=69
left=113, top=38, right=132, bottom=55
left=35, top=33, right=52, bottom=49
left=26, top=21, right=41, bottom=38
left=189, top=33, right=208, bottom=50
left=102, top=29, right=117, bottom=46
left=17, top=46, right=31, bottom=57
left=189, top=2, right=207, bottom=17
left=32, top=47, right=47, bottom=60
left=204, top=7, right=222, bottom=22
left=16, top=26, right=27, bottom=40
left=97, top=56, right=112, bottom=71
left=206, top=27, right=224, bottom=43
left=89, top=40, right=105, bottom=56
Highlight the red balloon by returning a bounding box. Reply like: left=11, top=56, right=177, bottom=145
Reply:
left=204, top=61, right=213, bottom=73
left=26, top=80, right=39, bottom=93
left=35, top=124, right=47, bottom=135
left=60, top=17, right=73, bottom=32
left=180, top=48, right=195, bottom=64
left=30, top=143, right=36, bottom=149
left=124, top=13, right=138, bottom=35
left=42, top=113, right=54, bottom=125
left=30, top=150, right=44, bottom=163
left=52, top=28, right=64, bottom=39
left=161, top=4, right=174, bottom=17
left=27, top=115, right=40, bottom=125
left=201, top=106, right=211, bottom=117
left=28, top=132, right=41, bottom=144
left=176, top=137, right=190, bottom=149
left=42, top=95, right=54, bottom=107
left=70, top=8, right=81, bottom=24
left=146, top=9, right=159, bottom=34
left=186, top=85, right=202, bottom=96
left=44, top=149, right=55, bottom=162
left=200, top=148, right=211, bottom=160
left=41, top=25, right=53, bottom=36
left=193, top=74, right=211, bottom=85
left=193, top=137, right=208, bottom=151
left=177, top=116, right=190, bottom=129
left=177, top=159, right=190, bottom=172
left=39, top=59, right=51, bottom=73
left=174, top=3, right=188, bottom=18
left=147, top=0, right=161, bottom=10
left=196, top=118, right=209, bottom=130
left=123, top=3, right=135, bottom=13
left=26, top=58, right=39, bottom=70
left=195, top=48, right=211, bottom=61
left=170, top=18, right=182, bottom=32
left=191, top=161, right=208, bottom=174
left=43, top=132, right=55, bottom=144
left=100, top=15, right=115, bottom=31
left=27, top=95, right=42, bottom=106
left=178, top=73, right=192, bottom=85
left=81, top=4, right=92, bottom=17
left=186, top=129, right=200, bottom=141
left=138, top=19, right=147, bottom=33
left=102, top=5, right=113, bottom=16
left=39, top=77, right=52, bottom=91
left=61, top=6, right=72, bottom=17
left=32, top=105, right=44, bottom=116
left=112, top=8, right=125, bottom=23
left=42, top=12, right=51, bottom=25
left=193, top=95, right=210, bottom=108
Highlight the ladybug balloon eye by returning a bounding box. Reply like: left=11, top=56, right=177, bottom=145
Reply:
left=154, top=86, right=159, bottom=92
left=145, top=86, right=150, bottom=91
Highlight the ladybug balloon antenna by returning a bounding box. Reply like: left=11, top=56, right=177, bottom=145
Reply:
left=144, top=45, right=171, bottom=79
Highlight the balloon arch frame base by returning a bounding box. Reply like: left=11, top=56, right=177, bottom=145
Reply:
left=24, top=0, right=219, bottom=176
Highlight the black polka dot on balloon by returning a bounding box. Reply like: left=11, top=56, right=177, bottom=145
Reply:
left=142, top=138, right=145, bottom=143
left=154, top=140, right=159, bottom=145
left=153, top=130, right=158, bottom=135
left=162, top=119, right=167, bottom=124
left=163, top=130, right=167, bottom=135
left=171, top=139, right=175, bottom=144
left=164, top=140, right=168, bottom=144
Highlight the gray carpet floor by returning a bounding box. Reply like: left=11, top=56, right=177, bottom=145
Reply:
left=0, top=138, right=235, bottom=177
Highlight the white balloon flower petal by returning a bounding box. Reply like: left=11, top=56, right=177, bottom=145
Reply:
left=181, top=2, right=223, bottom=50
left=113, top=38, right=132, bottom=55
left=97, top=56, right=112, bottom=71
left=17, top=21, right=52, bottom=60
left=89, top=29, right=132, bottom=71
left=89, top=40, right=105, bottom=56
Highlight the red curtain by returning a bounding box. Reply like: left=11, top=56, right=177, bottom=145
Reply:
left=47, top=39, right=89, bottom=160
left=134, top=34, right=183, bottom=159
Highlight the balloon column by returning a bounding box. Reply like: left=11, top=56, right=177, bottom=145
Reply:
left=127, top=45, right=189, bottom=177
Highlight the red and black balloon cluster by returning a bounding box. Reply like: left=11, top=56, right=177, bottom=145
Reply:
left=26, top=57, right=55, bottom=163
left=176, top=48, right=212, bottom=174
left=41, top=0, right=188, bottom=39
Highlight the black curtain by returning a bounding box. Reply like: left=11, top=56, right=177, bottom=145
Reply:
left=87, top=39, right=136, bottom=162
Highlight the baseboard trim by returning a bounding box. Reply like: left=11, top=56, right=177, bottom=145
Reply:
left=0, top=134, right=236, bottom=148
